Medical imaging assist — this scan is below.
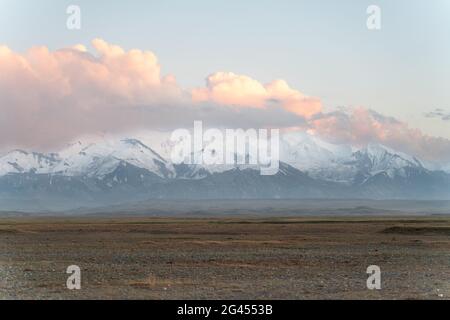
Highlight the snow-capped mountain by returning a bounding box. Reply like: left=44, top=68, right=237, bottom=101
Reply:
left=53, top=138, right=174, bottom=178
left=0, top=150, right=59, bottom=175
left=280, top=131, right=353, bottom=171
left=0, top=132, right=449, bottom=210
left=352, top=143, right=423, bottom=173
left=0, top=134, right=428, bottom=183
left=278, top=133, right=427, bottom=184
left=346, top=144, right=424, bottom=183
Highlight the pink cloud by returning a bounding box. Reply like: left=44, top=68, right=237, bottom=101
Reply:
left=0, top=39, right=185, bottom=150
left=192, top=72, right=322, bottom=117
left=309, top=107, right=450, bottom=162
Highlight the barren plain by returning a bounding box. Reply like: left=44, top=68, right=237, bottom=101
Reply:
left=1, top=216, right=449, bottom=299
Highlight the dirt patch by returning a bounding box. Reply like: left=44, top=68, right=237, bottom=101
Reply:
left=381, top=226, right=450, bottom=235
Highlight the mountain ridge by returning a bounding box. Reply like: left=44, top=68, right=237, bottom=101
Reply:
left=0, top=133, right=449, bottom=211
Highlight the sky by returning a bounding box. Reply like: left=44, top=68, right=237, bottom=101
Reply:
left=0, top=0, right=449, bottom=161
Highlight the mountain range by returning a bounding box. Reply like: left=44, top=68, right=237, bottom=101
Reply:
left=0, top=132, right=449, bottom=211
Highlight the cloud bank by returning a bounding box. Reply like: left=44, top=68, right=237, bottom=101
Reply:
left=309, top=108, right=450, bottom=162
left=0, top=39, right=185, bottom=149
left=0, top=39, right=449, bottom=163
left=0, top=39, right=310, bottom=150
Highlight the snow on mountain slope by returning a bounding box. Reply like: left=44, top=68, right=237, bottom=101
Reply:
left=137, top=129, right=264, bottom=178
left=354, top=143, right=423, bottom=171
left=131, top=129, right=432, bottom=182
left=53, top=138, right=175, bottom=178
left=276, top=132, right=427, bottom=183
left=280, top=132, right=351, bottom=167
left=348, top=143, right=425, bottom=181
left=0, top=150, right=59, bottom=175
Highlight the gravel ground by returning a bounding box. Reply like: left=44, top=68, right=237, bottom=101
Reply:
left=0, top=216, right=449, bottom=299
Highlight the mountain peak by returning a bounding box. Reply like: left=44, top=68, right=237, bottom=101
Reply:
left=120, top=138, right=166, bottom=163
left=362, top=143, right=423, bottom=168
